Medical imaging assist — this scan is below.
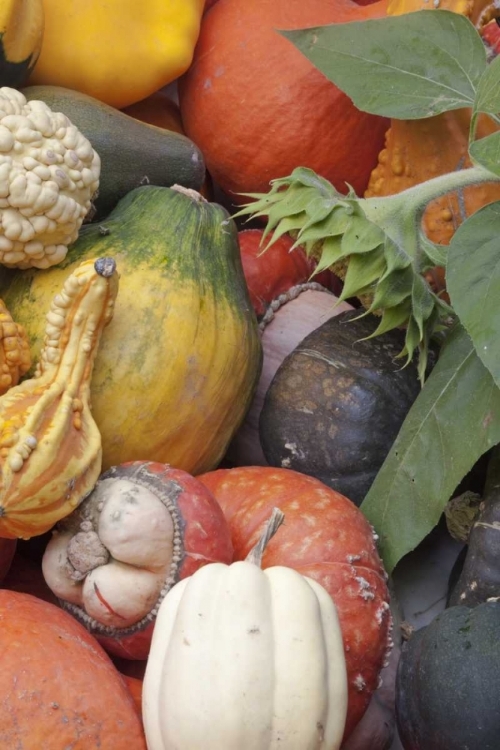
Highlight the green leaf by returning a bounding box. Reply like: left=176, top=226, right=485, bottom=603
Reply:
left=469, top=131, right=500, bottom=177
left=473, top=53, right=500, bottom=117
left=447, top=201, right=500, bottom=386
left=361, top=324, right=500, bottom=572
left=280, top=10, right=486, bottom=120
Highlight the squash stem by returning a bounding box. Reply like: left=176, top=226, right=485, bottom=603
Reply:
left=245, top=508, right=285, bottom=567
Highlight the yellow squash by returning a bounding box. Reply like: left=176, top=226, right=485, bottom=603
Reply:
left=1, top=185, right=262, bottom=475
left=0, top=0, right=44, bottom=87
left=0, top=257, right=119, bottom=539
left=28, top=0, right=205, bottom=108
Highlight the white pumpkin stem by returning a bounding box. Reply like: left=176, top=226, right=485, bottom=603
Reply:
left=245, top=507, right=285, bottom=567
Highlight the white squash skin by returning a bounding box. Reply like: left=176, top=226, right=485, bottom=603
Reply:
left=142, top=562, right=347, bottom=750
left=41, top=530, right=84, bottom=606
left=41, top=477, right=174, bottom=625
left=96, top=478, right=175, bottom=571
left=83, top=560, right=166, bottom=627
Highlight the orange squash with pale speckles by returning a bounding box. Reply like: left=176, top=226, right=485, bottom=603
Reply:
left=197, top=466, right=392, bottom=743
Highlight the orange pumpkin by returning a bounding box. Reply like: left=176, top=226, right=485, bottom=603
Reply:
left=179, top=0, right=390, bottom=202
left=0, top=590, right=146, bottom=748
left=197, top=466, right=392, bottom=742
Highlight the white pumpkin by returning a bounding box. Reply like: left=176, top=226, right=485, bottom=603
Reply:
left=142, top=559, right=348, bottom=750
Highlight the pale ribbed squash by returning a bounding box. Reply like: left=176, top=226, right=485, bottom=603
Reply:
left=0, top=185, right=262, bottom=475
left=0, top=0, right=44, bottom=88
left=0, top=257, right=119, bottom=539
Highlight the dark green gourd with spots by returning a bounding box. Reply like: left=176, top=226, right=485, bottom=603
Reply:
left=259, top=310, right=421, bottom=505
left=0, top=185, right=262, bottom=474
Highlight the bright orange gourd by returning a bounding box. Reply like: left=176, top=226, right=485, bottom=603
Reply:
left=179, top=0, right=390, bottom=202
left=0, top=590, right=146, bottom=748
left=365, top=0, right=500, bottom=248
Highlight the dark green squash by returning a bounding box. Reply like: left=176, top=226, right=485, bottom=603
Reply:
left=22, top=85, right=206, bottom=220
left=258, top=309, right=421, bottom=505
left=396, top=602, right=500, bottom=749
left=448, top=445, right=500, bottom=607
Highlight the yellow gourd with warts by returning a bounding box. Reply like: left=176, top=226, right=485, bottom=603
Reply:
left=0, top=300, right=31, bottom=395
left=28, top=0, right=205, bottom=108
left=0, top=257, right=119, bottom=540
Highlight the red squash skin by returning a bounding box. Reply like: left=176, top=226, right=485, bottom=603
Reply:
left=238, top=228, right=342, bottom=318
left=67, top=461, right=234, bottom=660
left=0, top=590, right=146, bottom=749
left=197, top=466, right=392, bottom=741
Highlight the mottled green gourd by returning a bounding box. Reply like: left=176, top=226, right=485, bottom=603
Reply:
left=0, top=184, right=263, bottom=475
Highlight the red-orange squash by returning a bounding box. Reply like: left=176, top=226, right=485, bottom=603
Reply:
left=0, top=589, right=146, bottom=748
left=41, top=461, right=233, bottom=660
left=179, top=0, right=390, bottom=202
left=197, top=466, right=392, bottom=742
left=238, top=228, right=342, bottom=319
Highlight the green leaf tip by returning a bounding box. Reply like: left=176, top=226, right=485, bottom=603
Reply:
left=234, top=168, right=454, bottom=383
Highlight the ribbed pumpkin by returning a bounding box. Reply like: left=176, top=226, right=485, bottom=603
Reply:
left=142, top=508, right=349, bottom=750
left=178, top=0, right=390, bottom=202
left=365, top=0, right=500, bottom=248
left=0, top=185, right=262, bottom=474
left=0, top=589, right=146, bottom=748
left=197, top=466, right=392, bottom=742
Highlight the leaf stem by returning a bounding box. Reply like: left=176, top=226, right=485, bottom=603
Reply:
left=360, top=163, right=500, bottom=230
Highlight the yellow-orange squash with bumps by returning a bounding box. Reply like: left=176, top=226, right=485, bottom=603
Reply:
left=0, top=299, right=31, bottom=395
left=365, top=0, right=500, bottom=248
left=0, top=257, right=119, bottom=539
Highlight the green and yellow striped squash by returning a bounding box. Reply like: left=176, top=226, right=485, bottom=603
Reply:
left=0, top=185, right=263, bottom=474
left=0, top=0, right=44, bottom=88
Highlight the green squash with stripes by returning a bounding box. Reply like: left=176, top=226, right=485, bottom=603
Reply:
left=0, top=185, right=262, bottom=474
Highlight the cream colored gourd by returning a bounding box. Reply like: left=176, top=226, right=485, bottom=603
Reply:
left=142, top=510, right=348, bottom=750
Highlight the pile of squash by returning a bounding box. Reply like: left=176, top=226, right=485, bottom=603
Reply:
left=0, top=0, right=499, bottom=748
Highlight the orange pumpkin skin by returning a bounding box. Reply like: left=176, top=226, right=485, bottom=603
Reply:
left=0, top=590, right=146, bottom=748
left=179, top=0, right=389, bottom=202
left=197, top=466, right=392, bottom=741
left=121, top=89, right=184, bottom=134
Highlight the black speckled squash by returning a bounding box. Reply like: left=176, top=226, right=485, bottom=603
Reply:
left=259, top=310, right=420, bottom=505
left=448, top=445, right=500, bottom=607
left=396, top=602, right=500, bottom=750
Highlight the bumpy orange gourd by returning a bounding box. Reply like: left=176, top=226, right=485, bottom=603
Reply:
left=0, top=257, right=119, bottom=539
left=365, top=0, right=500, bottom=248
left=0, top=299, right=31, bottom=395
